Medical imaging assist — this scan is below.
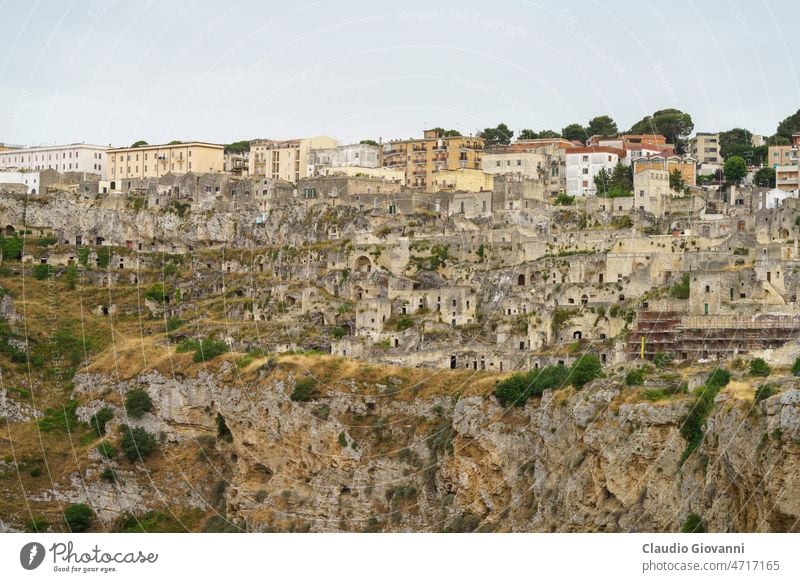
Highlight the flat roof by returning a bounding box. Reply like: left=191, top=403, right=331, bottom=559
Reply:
left=108, top=141, right=224, bottom=152
left=0, top=143, right=109, bottom=152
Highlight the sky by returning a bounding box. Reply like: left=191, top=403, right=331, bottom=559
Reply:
left=0, top=0, right=798, bottom=148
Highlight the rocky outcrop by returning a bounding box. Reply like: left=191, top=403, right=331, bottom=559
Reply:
left=69, top=367, right=800, bottom=532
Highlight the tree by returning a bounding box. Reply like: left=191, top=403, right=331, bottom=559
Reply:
left=628, top=109, right=694, bottom=153
left=121, top=426, right=157, bottom=461
left=224, top=140, right=250, bottom=154
left=130, top=140, right=148, bottom=148
left=754, top=166, right=776, bottom=188
left=595, top=163, right=633, bottom=197
left=167, top=140, right=183, bottom=145
left=570, top=354, right=602, bottom=388
left=774, top=108, right=800, bottom=142
left=586, top=115, right=618, bottom=137
left=553, top=193, right=575, bottom=206
left=124, top=388, right=153, bottom=419
left=518, top=129, right=538, bottom=140
left=561, top=123, right=587, bottom=143
left=64, top=503, right=94, bottom=533
left=537, top=129, right=561, bottom=139
left=723, top=156, right=747, bottom=183
left=749, top=358, right=771, bottom=377
left=594, top=168, right=612, bottom=196
left=430, top=127, right=461, bottom=137
left=719, top=128, right=753, bottom=160
left=669, top=168, right=685, bottom=192
left=359, top=139, right=378, bottom=146
left=479, top=123, right=513, bottom=147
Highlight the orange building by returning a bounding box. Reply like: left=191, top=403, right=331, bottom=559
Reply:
left=632, top=155, right=696, bottom=187
left=381, top=130, right=484, bottom=189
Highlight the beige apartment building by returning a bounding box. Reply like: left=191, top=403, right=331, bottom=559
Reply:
left=107, top=142, right=224, bottom=184
left=381, top=129, right=484, bottom=189
left=249, top=136, right=338, bottom=182
left=769, top=134, right=800, bottom=192
left=688, top=132, right=722, bottom=168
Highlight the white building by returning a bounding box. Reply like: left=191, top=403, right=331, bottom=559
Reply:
left=0, top=170, right=44, bottom=194
left=0, top=143, right=107, bottom=175
left=307, top=142, right=379, bottom=176
left=762, top=188, right=799, bottom=209
left=249, top=136, right=338, bottom=181
left=565, top=147, right=623, bottom=196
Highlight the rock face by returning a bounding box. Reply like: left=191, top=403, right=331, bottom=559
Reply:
left=71, top=369, right=799, bottom=532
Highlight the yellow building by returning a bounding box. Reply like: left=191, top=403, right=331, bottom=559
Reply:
left=430, top=168, right=493, bottom=192
left=249, top=136, right=337, bottom=182
left=382, top=129, right=484, bottom=189
left=107, top=142, right=223, bottom=182
left=632, top=155, right=697, bottom=187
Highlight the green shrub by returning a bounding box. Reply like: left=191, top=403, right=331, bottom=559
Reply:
left=570, top=354, right=602, bottom=388
left=32, top=264, right=54, bottom=280
left=679, top=369, right=730, bottom=464
left=749, top=358, right=771, bottom=377
left=553, top=193, right=575, bottom=206
left=0, top=236, right=23, bottom=261
left=165, top=317, right=182, bottom=332
left=64, top=264, right=79, bottom=290
left=192, top=339, right=228, bottom=362
left=754, top=383, right=778, bottom=404
left=653, top=352, right=672, bottom=369
left=121, top=426, right=157, bottom=462
left=177, top=338, right=229, bottom=362
left=96, top=441, right=117, bottom=459
left=90, top=407, right=114, bottom=436
left=144, top=283, right=166, bottom=303
left=35, top=235, right=58, bottom=247
left=681, top=512, right=706, bottom=533
left=338, top=431, right=347, bottom=447
left=114, top=510, right=185, bottom=533
left=625, top=369, right=645, bottom=386
left=792, top=356, right=800, bottom=377
left=493, top=373, right=531, bottom=407
left=216, top=413, right=233, bottom=442
left=124, top=388, right=153, bottom=419
left=706, top=368, right=731, bottom=390
left=63, top=503, right=94, bottom=533
left=100, top=468, right=117, bottom=482
left=38, top=400, right=81, bottom=433
left=669, top=273, right=690, bottom=299
left=26, top=516, right=49, bottom=533
left=290, top=377, right=318, bottom=402
left=77, top=247, right=90, bottom=267
left=494, top=364, right=569, bottom=407
left=163, top=262, right=179, bottom=277
left=96, top=247, right=110, bottom=269
left=332, top=326, right=347, bottom=339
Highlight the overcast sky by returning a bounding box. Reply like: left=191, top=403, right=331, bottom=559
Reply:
left=1, top=0, right=798, bottom=147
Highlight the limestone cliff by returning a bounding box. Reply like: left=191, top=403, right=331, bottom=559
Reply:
left=62, top=359, right=798, bottom=533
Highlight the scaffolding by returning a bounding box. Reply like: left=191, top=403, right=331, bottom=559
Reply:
left=627, top=312, right=800, bottom=360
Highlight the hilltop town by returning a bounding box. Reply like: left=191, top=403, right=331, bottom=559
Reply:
left=1, top=110, right=799, bottom=533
